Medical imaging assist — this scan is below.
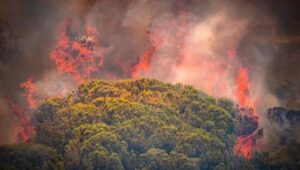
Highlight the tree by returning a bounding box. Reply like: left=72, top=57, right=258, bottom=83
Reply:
left=0, top=143, right=64, bottom=170
left=33, top=79, right=237, bottom=169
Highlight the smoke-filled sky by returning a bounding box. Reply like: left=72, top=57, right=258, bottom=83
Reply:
left=0, top=0, right=299, bottom=144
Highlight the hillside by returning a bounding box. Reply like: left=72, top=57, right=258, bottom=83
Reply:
left=0, top=79, right=290, bottom=169
left=34, top=79, right=238, bottom=169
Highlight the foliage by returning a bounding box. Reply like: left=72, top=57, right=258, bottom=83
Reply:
left=0, top=143, right=64, bottom=170
left=33, top=79, right=237, bottom=169
left=3, top=79, right=294, bottom=169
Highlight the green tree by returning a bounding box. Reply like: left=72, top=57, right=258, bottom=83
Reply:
left=33, top=79, right=239, bottom=169
left=0, top=143, right=64, bottom=170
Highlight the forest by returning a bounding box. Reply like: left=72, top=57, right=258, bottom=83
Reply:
left=1, top=79, right=298, bottom=170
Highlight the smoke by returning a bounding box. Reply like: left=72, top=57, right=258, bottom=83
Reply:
left=0, top=98, right=14, bottom=144
left=124, top=0, right=280, bottom=113
left=264, top=107, right=300, bottom=144
left=0, top=0, right=299, bottom=159
left=257, top=107, right=300, bottom=167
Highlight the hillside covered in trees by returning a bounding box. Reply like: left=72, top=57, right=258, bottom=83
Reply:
left=0, top=79, right=297, bottom=170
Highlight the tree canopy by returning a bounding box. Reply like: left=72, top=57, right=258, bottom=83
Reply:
left=0, top=143, right=64, bottom=170
left=1, top=79, right=293, bottom=169
left=33, top=79, right=238, bottom=169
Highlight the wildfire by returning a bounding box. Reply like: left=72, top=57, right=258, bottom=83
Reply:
left=234, top=66, right=259, bottom=158
left=236, top=67, right=255, bottom=110
left=9, top=19, right=105, bottom=142
left=131, top=47, right=155, bottom=79
left=128, top=8, right=260, bottom=158
left=50, top=19, right=103, bottom=84
left=131, top=3, right=188, bottom=80
left=130, top=27, right=163, bottom=79
left=11, top=104, right=35, bottom=142
left=234, top=133, right=256, bottom=159
left=20, top=78, right=37, bottom=109
left=5, top=98, right=35, bottom=143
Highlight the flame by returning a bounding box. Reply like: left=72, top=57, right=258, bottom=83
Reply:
left=11, top=104, right=35, bottom=143
left=130, top=11, right=260, bottom=161
left=131, top=47, right=155, bottom=79
left=235, top=66, right=258, bottom=116
left=50, top=19, right=103, bottom=84
left=130, top=28, right=162, bottom=79
left=236, top=68, right=250, bottom=106
left=8, top=19, right=104, bottom=143
left=20, top=78, right=37, bottom=109
left=234, top=66, right=259, bottom=158
left=5, top=98, right=35, bottom=143
left=234, top=132, right=257, bottom=159
left=14, top=78, right=37, bottom=142
left=131, top=0, right=188, bottom=80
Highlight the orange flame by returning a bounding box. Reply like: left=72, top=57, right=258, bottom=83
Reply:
left=5, top=98, right=35, bottom=143
left=20, top=78, right=37, bottom=109
left=236, top=67, right=250, bottom=106
left=50, top=19, right=103, bottom=84
left=131, top=47, right=155, bottom=79
left=131, top=1, right=188, bottom=80
left=234, top=66, right=259, bottom=158
left=235, top=67, right=257, bottom=115
left=234, top=132, right=257, bottom=159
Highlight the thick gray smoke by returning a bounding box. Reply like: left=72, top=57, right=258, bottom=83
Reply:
left=0, top=0, right=299, bottom=154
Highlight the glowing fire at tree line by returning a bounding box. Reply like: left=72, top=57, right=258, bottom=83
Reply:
left=13, top=19, right=258, bottom=159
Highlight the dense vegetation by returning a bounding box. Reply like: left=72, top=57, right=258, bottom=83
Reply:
left=34, top=79, right=237, bottom=170
left=0, top=79, right=297, bottom=169
left=0, top=144, right=63, bottom=170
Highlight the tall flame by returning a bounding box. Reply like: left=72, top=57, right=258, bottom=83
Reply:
left=235, top=67, right=257, bottom=114
left=234, top=66, right=259, bottom=159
